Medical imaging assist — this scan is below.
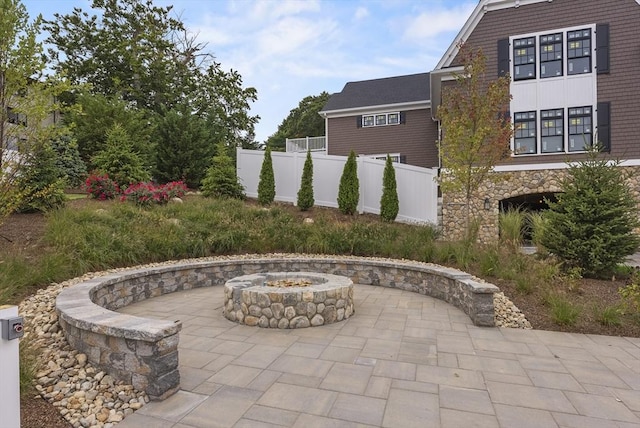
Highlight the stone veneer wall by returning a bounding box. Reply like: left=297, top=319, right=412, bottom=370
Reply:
left=56, top=256, right=500, bottom=401
left=442, top=166, right=640, bottom=243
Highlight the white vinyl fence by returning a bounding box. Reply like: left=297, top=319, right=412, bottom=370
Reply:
left=237, top=148, right=439, bottom=224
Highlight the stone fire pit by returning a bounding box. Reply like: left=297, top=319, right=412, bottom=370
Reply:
left=223, top=272, right=354, bottom=328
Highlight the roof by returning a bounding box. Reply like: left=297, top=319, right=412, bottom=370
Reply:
left=321, top=72, right=430, bottom=113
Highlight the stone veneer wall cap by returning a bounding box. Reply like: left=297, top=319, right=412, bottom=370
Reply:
left=458, top=278, right=500, bottom=294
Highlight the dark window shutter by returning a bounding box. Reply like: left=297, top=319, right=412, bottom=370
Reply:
left=399, top=155, right=407, bottom=164
left=497, top=38, right=510, bottom=77
left=597, top=101, right=611, bottom=152
left=399, top=112, right=406, bottom=124
left=596, top=23, right=610, bottom=74
left=356, top=115, right=362, bottom=128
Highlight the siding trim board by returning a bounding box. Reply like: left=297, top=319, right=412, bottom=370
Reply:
left=321, top=100, right=430, bottom=118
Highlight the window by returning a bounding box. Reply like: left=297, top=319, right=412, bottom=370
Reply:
left=513, top=37, right=536, bottom=80
left=6, top=107, right=26, bottom=126
left=514, top=111, right=537, bottom=154
left=361, top=112, right=401, bottom=128
left=567, top=29, right=591, bottom=75
left=370, top=153, right=401, bottom=162
left=568, top=106, right=592, bottom=151
left=540, top=33, right=563, bottom=78
left=540, top=109, right=564, bottom=153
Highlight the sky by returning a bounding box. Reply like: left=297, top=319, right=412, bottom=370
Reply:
left=22, top=0, right=476, bottom=143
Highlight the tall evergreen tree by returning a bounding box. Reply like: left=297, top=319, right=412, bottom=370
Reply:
left=338, top=150, right=359, bottom=215
left=297, top=150, right=314, bottom=211
left=541, top=147, right=640, bottom=278
left=258, top=146, right=275, bottom=205
left=380, top=155, right=399, bottom=222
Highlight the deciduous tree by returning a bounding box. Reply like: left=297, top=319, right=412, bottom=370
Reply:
left=437, top=43, right=512, bottom=239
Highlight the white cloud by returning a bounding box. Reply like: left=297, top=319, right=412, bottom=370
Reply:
left=354, top=6, right=369, bottom=20
left=402, top=2, right=476, bottom=42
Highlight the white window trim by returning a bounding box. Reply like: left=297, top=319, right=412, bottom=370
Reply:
left=369, top=153, right=401, bottom=162
left=510, top=23, right=597, bottom=156
left=362, top=111, right=401, bottom=128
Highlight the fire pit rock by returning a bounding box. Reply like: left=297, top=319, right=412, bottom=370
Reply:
left=223, top=272, right=354, bottom=328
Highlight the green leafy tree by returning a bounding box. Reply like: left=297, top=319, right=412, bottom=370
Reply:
left=0, top=0, right=76, bottom=222
left=266, top=92, right=330, bottom=151
left=258, top=146, right=275, bottom=205
left=201, top=142, right=244, bottom=199
left=154, top=108, right=212, bottom=188
left=437, top=43, right=512, bottom=239
left=380, top=155, right=399, bottom=222
left=46, top=1, right=259, bottom=148
left=541, top=147, right=640, bottom=278
left=50, top=134, right=87, bottom=188
left=16, top=141, right=66, bottom=212
left=297, top=150, right=314, bottom=211
left=64, top=93, right=155, bottom=169
left=91, top=123, right=150, bottom=187
left=338, top=150, right=359, bottom=215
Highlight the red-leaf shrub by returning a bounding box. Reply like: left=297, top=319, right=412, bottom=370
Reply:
left=85, top=174, right=120, bottom=200
left=120, top=181, right=187, bottom=206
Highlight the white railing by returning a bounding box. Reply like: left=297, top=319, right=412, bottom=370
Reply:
left=286, top=136, right=326, bottom=153
left=237, top=148, right=438, bottom=224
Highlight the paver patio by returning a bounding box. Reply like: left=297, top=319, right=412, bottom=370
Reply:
left=116, top=284, right=640, bottom=427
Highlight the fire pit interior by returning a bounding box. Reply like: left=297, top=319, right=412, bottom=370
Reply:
left=223, top=272, right=354, bottom=328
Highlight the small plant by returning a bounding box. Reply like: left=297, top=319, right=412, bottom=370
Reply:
left=528, top=211, right=548, bottom=252
left=619, top=277, right=640, bottom=314
left=499, top=207, right=526, bottom=250
left=85, top=174, right=120, bottom=200
left=564, top=266, right=583, bottom=293
left=594, top=305, right=622, bottom=327
left=515, top=276, right=534, bottom=294
left=297, top=150, right=314, bottom=211
left=120, top=181, right=187, bottom=206
left=338, top=150, right=359, bottom=215
left=478, top=246, right=500, bottom=276
left=547, top=293, right=580, bottom=326
left=19, top=338, right=40, bottom=397
left=258, top=146, right=276, bottom=205
left=380, top=154, right=399, bottom=222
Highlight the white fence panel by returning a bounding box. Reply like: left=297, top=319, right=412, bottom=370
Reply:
left=237, top=148, right=438, bottom=224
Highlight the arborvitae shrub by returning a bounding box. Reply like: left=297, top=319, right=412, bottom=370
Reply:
left=380, top=154, right=399, bottom=222
left=541, top=147, right=640, bottom=278
left=338, top=150, right=359, bottom=215
left=297, top=150, right=314, bottom=211
left=201, top=143, right=245, bottom=199
left=258, top=146, right=275, bottom=205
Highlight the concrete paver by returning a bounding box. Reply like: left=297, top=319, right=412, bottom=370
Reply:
left=116, top=284, right=640, bottom=427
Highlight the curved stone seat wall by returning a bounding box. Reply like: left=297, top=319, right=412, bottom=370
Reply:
left=55, top=256, right=500, bottom=401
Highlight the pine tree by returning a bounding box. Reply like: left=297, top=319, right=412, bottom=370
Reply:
left=297, top=150, right=314, bottom=211
left=201, top=143, right=245, bottom=199
left=541, top=147, right=640, bottom=278
left=92, top=123, right=151, bottom=188
left=16, top=141, right=67, bottom=212
left=338, top=150, right=359, bottom=215
left=380, top=155, right=399, bottom=222
left=257, top=146, right=275, bottom=205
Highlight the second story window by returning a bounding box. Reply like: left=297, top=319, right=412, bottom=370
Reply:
left=569, top=106, right=592, bottom=151
left=375, top=114, right=387, bottom=126
left=540, top=33, right=563, bottom=78
left=567, top=29, right=591, bottom=75
left=540, top=109, right=564, bottom=153
left=513, top=37, right=536, bottom=80
left=361, top=112, right=401, bottom=128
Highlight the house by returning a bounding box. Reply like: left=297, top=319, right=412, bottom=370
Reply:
left=322, top=0, right=640, bottom=242
left=319, top=73, right=438, bottom=168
